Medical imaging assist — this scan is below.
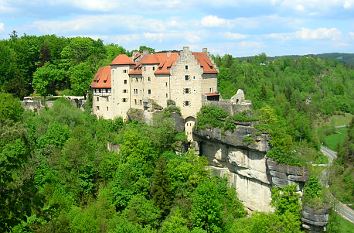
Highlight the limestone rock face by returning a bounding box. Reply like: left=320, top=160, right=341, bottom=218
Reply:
left=194, top=127, right=309, bottom=213
left=301, top=206, right=329, bottom=232
left=194, top=127, right=273, bottom=212
left=266, top=158, right=308, bottom=191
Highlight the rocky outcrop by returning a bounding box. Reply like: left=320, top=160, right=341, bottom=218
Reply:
left=267, top=158, right=308, bottom=190
left=194, top=126, right=309, bottom=213
left=302, top=206, right=330, bottom=232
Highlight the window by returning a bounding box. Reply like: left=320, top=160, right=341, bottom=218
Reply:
left=148, top=77, right=151, bottom=81
left=123, top=89, right=128, bottom=93
left=94, top=89, right=97, bottom=93
left=103, top=80, right=107, bottom=83
left=99, top=89, right=101, bottom=93
left=193, top=76, right=196, bottom=80
left=183, top=88, right=191, bottom=94
left=97, top=97, right=99, bottom=101
left=148, top=89, right=151, bottom=95
left=165, top=82, right=168, bottom=87
left=183, top=101, right=190, bottom=106
left=96, top=106, right=100, bottom=110
left=124, top=80, right=127, bottom=84
left=122, top=98, right=128, bottom=102
left=185, top=75, right=190, bottom=81
left=209, top=88, right=213, bottom=93
left=106, top=107, right=109, bottom=111
left=140, top=100, right=142, bottom=105
left=134, top=99, right=137, bottom=105
left=144, top=66, right=146, bottom=71
left=133, top=89, right=138, bottom=94
left=185, top=65, right=188, bottom=70
left=152, top=66, right=155, bottom=71
left=123, top=69, right=127, bottom=73
left=166, top=93, right=168, bottom=98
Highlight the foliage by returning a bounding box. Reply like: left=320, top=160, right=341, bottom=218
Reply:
left=0, top=92, right=24, bottom=123
left=271, top=185, right=301, bottom=217
left=195, top=105, right=234, bottom=131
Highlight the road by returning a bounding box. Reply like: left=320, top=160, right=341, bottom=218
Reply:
left=320, top=146, right=354, bottom=224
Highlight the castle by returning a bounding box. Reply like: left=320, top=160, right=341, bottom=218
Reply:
left=91, top=46, right=219, bottom=140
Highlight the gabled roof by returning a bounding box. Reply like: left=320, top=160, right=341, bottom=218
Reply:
left=140, top=54, right=160, bottom=64
left=91, top=66, right=111, bottom=88
left=154, top=53, right=179, bottom=75
left=111, top=54, right=135, bottom=65
left=192, top=52, right=218, bottom=74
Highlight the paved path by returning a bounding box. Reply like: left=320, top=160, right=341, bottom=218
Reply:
left=320, top=146, right=354, bottom=223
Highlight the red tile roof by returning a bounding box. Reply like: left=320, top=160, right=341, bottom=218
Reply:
left=92, top=50, right=217, bottom=87
left=205, top=92, right=220, bottom=97
left=91, top=66, right=111, bottom=88
left=111, top=54, right=135, bottom=65
left=154, top=53, right=179, bottom=75
left=140, top=54, right=160, bottom=64
left=192, top=52, right=218, bottom=74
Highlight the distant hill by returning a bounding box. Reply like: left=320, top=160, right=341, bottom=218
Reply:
left=315, top=53, right=354, bottom=66
left=237, top=53, right=354, bottom=67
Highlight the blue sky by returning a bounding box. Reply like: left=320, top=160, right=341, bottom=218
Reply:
left=0, top=0, right=354, bottom=56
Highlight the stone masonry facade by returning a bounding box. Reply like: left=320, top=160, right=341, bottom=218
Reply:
left=91, top=47, right=219, bottom=141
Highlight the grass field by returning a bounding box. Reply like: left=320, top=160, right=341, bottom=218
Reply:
left=323, top=127, right=348, bottom=151
left=328, top=212, right=354, bottom=233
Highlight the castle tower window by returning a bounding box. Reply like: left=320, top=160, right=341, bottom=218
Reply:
left=148, top=89, right=151, bottom=95
left=124, top=80, right=127, bottom=84
left=134, top=99, right=137, bottom=105
left=165, top=82, right=168, bottom=87
left=152, top=66, right=155, bottom=71
left=123, top=89, right=128, bottom=93
left=166, top=93, right=168, bottom=98
left=209, top=88, right=213, bottom=93
left=97, top=97, right=99, bottom=101
left=96, top=106, right=100, bottom=110
left=185, top=75, right=190, bottom=81
left=140, top=100, right=142, bottom=105
left=185, top=65, right=188, bottom=70
left=122, top=98, right=128, bottom=102
left=183, top=88, right=191, bottom=94
left=123, top=69, right=127, bottom=73
left=148, top=77, right=151, bottom=81
left=183, top=101, right=190, bottom=106
left=107, top=107, right=109, bottom=111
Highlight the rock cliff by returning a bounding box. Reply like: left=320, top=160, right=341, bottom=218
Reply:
left=193, top=126, right=308, bottom=212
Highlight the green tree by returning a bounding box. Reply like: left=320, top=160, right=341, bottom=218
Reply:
left=0, top=92, right=23, bottom=123
left=68, top=62, right=94, bottom=96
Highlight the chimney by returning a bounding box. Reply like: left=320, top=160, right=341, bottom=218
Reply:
left=202, top=48, right=208, bottom=53
left=183, top=46, right=189, bottom=53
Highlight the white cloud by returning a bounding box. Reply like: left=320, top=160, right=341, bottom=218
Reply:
left=271, top=0, right=354, bottom=12
left=0, top=0, right=15, bottom=13
left=0, top=22, right=4, bottom=33
left=295, top=27, right=341, bottom=40
left=224, top=32, right=248, bottom=40
left=200, top=15, right=229, bottom=27
left=237, top=41, right=262, bottom=48
left=264, top=28, right=342, bottom=41
left=349, top=32, right=354, bottom=39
